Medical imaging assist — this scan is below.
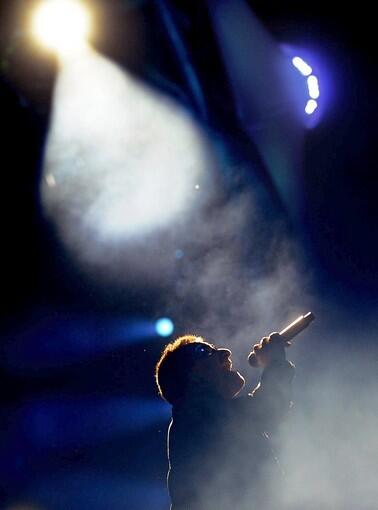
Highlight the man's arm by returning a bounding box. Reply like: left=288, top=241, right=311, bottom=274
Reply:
left=248, top=333, right=295, bottom=432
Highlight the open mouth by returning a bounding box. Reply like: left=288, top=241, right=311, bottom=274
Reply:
left=223, top=361, right=232, bottom=371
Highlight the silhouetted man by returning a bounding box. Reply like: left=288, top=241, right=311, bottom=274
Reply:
left=155, top=333, right=295, bottom=510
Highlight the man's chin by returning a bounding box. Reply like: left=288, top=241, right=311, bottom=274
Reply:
left=227, top=370, right=245, bottom=397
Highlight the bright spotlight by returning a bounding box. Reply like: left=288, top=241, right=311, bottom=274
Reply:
left=307, top=75, right=320, bottom=99
left=292, top=56, right=312, bottom=76
left=32, top=0, right=91, bottom=56
left=305, top=99, right=318, bottom=115
left=155, top=318, right=174, bottom=337
left=281, top=44, right=326, bottom=128
left=290, top=56, right=320, bottom=114
left=41, top=50, right=216, bottom=285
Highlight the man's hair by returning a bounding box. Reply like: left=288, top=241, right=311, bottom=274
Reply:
left=155, top=335, right=205, bottom=405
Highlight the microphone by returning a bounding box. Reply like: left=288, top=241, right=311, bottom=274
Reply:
left=248, top=312, right=315, bottom=367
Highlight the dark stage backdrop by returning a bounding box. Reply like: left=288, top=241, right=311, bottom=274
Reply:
left=0, top=1, right=377, bottom=509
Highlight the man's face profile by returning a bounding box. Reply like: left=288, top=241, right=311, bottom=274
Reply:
left=187, top=341, right=245, bottom=399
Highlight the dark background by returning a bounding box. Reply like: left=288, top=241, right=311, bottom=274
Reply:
left=0, top=1, right=377, bottom=509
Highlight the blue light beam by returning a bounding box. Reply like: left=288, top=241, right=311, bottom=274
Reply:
left=155, top=318, right=174, bottom=337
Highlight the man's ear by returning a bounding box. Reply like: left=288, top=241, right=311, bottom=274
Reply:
left=188, top=361, right=207, bottom=382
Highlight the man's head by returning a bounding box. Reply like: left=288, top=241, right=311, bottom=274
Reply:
left=155, top=335, right=245, bottom=405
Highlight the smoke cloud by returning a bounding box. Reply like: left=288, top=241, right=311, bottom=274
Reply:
left=38, top=44, right=377, bottom=510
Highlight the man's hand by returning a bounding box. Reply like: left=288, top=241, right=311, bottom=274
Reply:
left=249, top=332, right=291, bottom=368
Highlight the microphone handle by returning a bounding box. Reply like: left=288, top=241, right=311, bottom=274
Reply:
left=248, top=312, right=315, bottom=367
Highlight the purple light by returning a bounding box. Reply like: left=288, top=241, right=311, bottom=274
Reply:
left=281, top=43, right=328, bottom=126
left=292, top=56, right=313, bottom=76
left=305, top=99, right=318, bottom=115
left=307, top=75, right=320, bottom=99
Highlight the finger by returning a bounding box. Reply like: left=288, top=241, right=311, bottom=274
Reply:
left=268, top=332, right=281, bottom=343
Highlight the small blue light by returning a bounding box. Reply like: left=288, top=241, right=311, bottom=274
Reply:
left=155, top=318, right=174, bottom=337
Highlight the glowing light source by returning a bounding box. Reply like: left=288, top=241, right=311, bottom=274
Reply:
left=4, top=314, right=167, bottom=371
left=289, top=52, right=321, bottom=119
left=307, top=75, right=320, bottom=99
left=292, top=56, right=312, bottom=76
left=32, top=0, right=91, bottom=55
left=305, top=99, right=318, bottom=115
left=155, top=318, right=174, bottom=337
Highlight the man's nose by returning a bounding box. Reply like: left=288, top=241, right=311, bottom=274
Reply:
left=217, top=348, right=231, bottom=360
